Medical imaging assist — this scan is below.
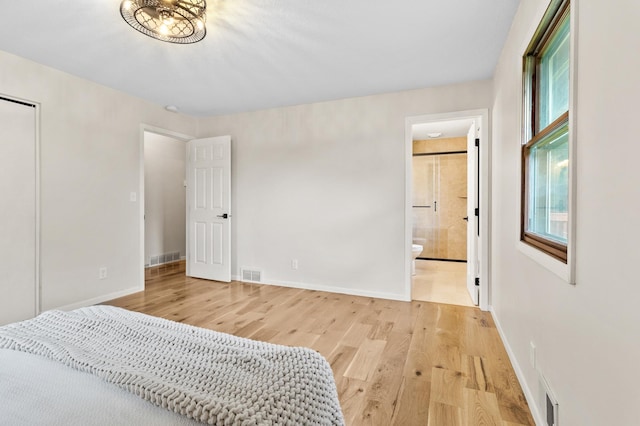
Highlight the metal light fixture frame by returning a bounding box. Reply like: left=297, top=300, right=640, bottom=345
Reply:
left=120, top=0, right=207, bottom=44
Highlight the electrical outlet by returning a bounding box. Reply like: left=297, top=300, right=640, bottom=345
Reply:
left=99, top=267, right=108, bottom=280
left=291, top=259, right=298, bottom=270
left=530, top=341, right=536, bottom=368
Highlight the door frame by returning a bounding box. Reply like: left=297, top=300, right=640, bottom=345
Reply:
left=404, top=109, right=490, bottom=310
left=138, top=124, right=194, bottom=289
left=0, top=94, right=41, bottom=317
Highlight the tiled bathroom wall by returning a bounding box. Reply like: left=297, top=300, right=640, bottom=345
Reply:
left=412, top=137, right=468, bottom=261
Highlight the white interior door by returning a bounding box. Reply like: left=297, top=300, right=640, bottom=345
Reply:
left=0, top=98, right=38, bottom=325
left=186, top=136, right=231, bottom=282
left=466, top=123, right=480, bottom=305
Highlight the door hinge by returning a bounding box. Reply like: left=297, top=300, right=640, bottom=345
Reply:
left=475, top=277, right=480, bottom=287
left=475, top=138, right=479, bottom=147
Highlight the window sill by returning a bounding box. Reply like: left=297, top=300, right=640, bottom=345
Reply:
left=516, top=241, right=575, bottom=284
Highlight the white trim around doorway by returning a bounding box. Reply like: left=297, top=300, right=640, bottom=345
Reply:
left=138, top=124, right=194, bottom=291
left=404, top=109, right=490, bottom=310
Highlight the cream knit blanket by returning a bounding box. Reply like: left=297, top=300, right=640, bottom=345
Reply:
left=0, top=306, right=344, bottom=425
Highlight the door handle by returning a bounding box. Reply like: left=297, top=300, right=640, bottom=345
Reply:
left=463, top=217, right=469, bottom=221
left=217, top=213, right=230, bottom=219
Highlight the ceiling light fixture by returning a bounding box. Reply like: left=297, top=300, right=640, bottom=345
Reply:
left=120, top=0, right=207, bottom=44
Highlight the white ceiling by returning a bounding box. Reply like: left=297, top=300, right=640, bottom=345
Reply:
left=0, top=0, right=520, bottom=116
left=412, top=119, right=475, bottom=140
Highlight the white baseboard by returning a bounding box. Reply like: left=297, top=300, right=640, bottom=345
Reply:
left=50, top=286, right=144, bottom=312
left=231, top=275, right=409, bottom=302
left=489, top=306, right=544, bottom=426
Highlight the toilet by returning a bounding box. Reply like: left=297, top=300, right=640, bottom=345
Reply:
left=411, top=244, right=423, bottom=275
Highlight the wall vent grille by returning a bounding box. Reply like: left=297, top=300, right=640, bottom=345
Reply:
left=148, top=252, right=181, bottom=267
left=241, top=269, right=262, bottom=282
left=538, top=373, right=559, bottom=426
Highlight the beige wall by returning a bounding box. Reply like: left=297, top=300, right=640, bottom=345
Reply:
left=0, top=99, right=36, bottom=325
left=0, top=49, right=197, bottom=310
left=413, top=136, right=467, bottom=154
left=196, top=81, right=492, bottom=299
left=491, top=1, right=640, bottom=424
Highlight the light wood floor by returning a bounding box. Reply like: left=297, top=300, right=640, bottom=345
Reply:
left=106, top=261, right=534, bottom=426
left=412, top=260, right=474, bottom=307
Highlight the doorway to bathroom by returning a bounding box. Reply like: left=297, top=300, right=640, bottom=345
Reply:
left=405, top=110, right=489, bottom=310
left=412, top=140, right=471, bottom=306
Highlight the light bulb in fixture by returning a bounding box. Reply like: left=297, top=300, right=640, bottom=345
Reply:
left=159, top=24, right=169, bottom=35
left=122, top=0, right=133, bottom=10
left=159, top=9, right=174, bottom=25
left=196, top=20, right=204, bottom=30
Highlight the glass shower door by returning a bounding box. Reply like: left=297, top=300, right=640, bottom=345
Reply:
left=412, top=155, right=439, bottom=258
left=412, top=153, right=467, bottom=261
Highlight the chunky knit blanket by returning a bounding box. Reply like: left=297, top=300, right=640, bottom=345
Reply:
left=0, top=306, right=344, bottom=425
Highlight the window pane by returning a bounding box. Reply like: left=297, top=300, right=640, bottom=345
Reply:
left=538, top=14, right=570, bottom=130
left=527, top=125, right=569, bottom=243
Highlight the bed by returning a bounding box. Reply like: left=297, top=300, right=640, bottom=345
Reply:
left=0, top=306, right=344, bottom=425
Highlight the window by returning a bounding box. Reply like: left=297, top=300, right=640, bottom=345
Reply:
left=522, top=0, right=570, bottom=262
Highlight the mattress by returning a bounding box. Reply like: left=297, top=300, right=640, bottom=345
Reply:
left=0, top=348, right=198, bottom=425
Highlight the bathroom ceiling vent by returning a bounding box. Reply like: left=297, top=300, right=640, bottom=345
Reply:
left=241, top=269, right=262, bottom=283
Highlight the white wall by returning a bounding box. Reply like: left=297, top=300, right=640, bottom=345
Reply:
left=197, top=81, right=492, bottom=300
left=144, top=132, right=186, bottom=265
left=0, top=99, right=36, bottom=325
left=491, top=1, right=640, bottom=425
left=0, top=49, right=197, bottom=311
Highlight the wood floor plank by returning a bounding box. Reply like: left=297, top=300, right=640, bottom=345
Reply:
left=367, top=320, right=394, bottom=341
left=430, top=368, right=466, bottom=408
left=341, top=322, right=374, bottom=348
left=390, top=377, right=430, bottom=426
left=403, top=350, right=433, bottom=381
left=311, top=330, right=344, bottom=356
left=337, top=378, right=369, bottom=426
left=464, top=388, right=503, bottom=426
left=364, top=331, right=411, bottom=403
left=344, top=339, right=387, bottom=381
left=327, top=345, right=359, bottom=378
left=105, top=261, right=535, bottom=426
left=357, top=399, right=394, bottom=426
left=427, top=402, right=463, bottom=426
left=271, top=328, right=319, bottom=348
left=462, top=355, right=495, bottom=393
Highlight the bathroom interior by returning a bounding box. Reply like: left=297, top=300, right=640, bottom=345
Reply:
left=411, top=126, right=474, bottom=307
